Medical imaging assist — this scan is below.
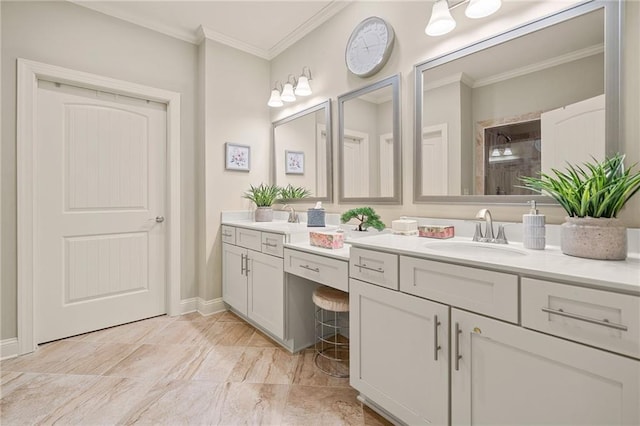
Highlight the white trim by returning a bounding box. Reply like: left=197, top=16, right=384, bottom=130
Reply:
left=70, top=1, right=349, bottom=61
left=1, top=338, right=19, bottom=360
left=180, top=297, right=226, bottom=317
left=16, top=59, right=181, bottom=355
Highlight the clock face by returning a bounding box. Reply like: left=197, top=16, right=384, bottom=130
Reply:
left=345, top=17, right=395, bottom=77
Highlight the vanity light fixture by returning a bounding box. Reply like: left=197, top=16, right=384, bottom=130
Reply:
left=491, top=147, right=502, bottom=157
left=425, top=0, right=502, bottom=37
left=267, top=67, right=313, bottom=107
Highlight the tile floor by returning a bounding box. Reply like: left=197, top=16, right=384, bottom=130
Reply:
left=1, top=311, right=392, bottom=425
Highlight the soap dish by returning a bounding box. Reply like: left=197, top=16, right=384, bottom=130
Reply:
left=418, top=225, right=454, bottom=239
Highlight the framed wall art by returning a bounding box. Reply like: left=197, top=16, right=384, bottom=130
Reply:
left=285, top=150, right=304, bottom=174
left=225, top=143, right=250, bottom=171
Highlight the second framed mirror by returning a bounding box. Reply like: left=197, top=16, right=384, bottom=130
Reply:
left=338, top=74, right=401, bottom=204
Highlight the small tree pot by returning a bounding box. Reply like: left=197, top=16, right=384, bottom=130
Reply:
left=561, top=217, right=627, bottom=260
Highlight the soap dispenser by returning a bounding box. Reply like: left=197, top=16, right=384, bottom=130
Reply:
left=523, top=200, right=545, bottom=250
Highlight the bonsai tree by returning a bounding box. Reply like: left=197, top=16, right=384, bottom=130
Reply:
left=278, top=184, right=311, bottom=202
left=519, top=154, right=640, bottom=218
left=243, top=183, right=280, bottom=207
left=341, top=207, right=386, bottom=231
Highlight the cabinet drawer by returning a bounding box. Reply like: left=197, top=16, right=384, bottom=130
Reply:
left=349, top=247, right=398, bottom=290
left=522, top=278, right=640, bottom=359
left=221, top=225, right=236, bottom=244
left=236, top=228, right=262, bottom=252
left=261, top=232, right=284, bottom=258
left=400, top=256, right=518, bottom=323
left=284, top=248, right=348, bottom=292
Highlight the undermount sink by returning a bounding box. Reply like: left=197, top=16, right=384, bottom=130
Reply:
left=423, top=241, right=528, bottom=257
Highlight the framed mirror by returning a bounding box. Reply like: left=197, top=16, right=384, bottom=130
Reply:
left=338, top=74, right=401, bottom=204
left=414, top=0, right=621, bottom=203
left=272, top=100, right=332, bottom=202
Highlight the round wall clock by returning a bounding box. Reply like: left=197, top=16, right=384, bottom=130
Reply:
left=345, top=16, right=395, bottom=78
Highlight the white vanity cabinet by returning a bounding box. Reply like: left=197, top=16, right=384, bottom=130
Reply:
left=452, top=308, right=640, bottom=425
left=222, top=226, right=285, bottom=339
left=350, top=278, right=449, bottom=425
left=348, top=239, right=640, bottom=426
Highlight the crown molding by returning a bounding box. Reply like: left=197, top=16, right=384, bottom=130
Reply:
left=424, top=72, right=475, bottom=91
left=198, top=26, right=270, bottom=59
left=71, top=0, right=351, bottom=61
left=473, top=44, right=604, bottom=88
left=268, top=1, right=352, bottom=59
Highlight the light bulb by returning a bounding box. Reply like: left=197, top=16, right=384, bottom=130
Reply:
left=281, top=83, right=296, bottom=102
left=425, top=0, right=456, bottom=37
left=465, top=0, right=502, bottom=19
left=503, top=146, right=513, bottom=156
left=491, top=148, right=501, bottom=157
left=267, top=89, right=283, bottom=107
left=294, top=76, right=312, bottom=96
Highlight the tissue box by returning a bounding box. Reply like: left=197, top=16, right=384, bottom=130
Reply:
left=392, top=219, right=418, bottom=233
left=307, top=208, right=326, bottom=227
left=309, top=231, right=344, bottom=249
left=418, top=225, right=454, bottom=239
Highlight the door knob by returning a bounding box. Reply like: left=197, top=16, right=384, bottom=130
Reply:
left=155, top=216, right=165, bottom=223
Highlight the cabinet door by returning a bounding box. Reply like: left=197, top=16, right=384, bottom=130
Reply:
left=350, top=279, right=449, bottom=425
left=452, top=309, right=640, bottom=426
left=248, top=250, right=284, bottom=339
left=222, top=243, right=247, bottom=316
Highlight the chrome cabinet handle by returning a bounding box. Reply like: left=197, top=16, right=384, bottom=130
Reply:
left=245, top=254, right=250, bottom=275
left=222, top=232, right=233, bottom=237
left=240, top=253, right=246, bottom=275
left=300, top=264, right=320, bottom=273
left=262, top=242, right=278, bottom=248
left=454, top=322, right=462, bottom=371
left=155, top=216, right=165, bottom=223
left=354, top=263, right=384, bottom=273
left=434, top=315, right=441, bottom=361
left=541, top=307, right=628, bottom=331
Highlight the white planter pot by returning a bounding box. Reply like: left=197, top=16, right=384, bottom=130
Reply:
left=254, top=207, right=273, bottom=222
left=561, top=217, right=627, bottom=260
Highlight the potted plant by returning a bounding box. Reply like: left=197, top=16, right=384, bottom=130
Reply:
left=243, top=183, right=280, bottom=222
left=278, top=184, right=311, bottom=202
left=519, top=154, right=640, bottom=260
left=341, top=207, right=386, bottom=232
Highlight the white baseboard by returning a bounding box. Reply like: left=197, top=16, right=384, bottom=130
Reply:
left=179, top=297, right=226, bottom=317
left=1, top=338, right=19, bottom=360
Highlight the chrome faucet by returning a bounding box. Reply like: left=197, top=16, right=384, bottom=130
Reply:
left=283, top=204, right=299, bottom=223
left=473, top=209, right=508, bottom=244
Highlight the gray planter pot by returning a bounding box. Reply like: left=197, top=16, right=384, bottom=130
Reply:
left=254, top=207, right=273, bottom=222
left=561, top=217, right=627, bottom=260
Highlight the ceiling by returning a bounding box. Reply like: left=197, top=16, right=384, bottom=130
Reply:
left=70, top=0, right=352, bottom=60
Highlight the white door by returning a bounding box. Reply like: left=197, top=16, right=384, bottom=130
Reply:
left=34, top=81, right=167, bottom=343
left=541, top=94, right=605, bottom=174
left=247, top=251, right=284, bottom=339
left=343, top=131, right=369, bottom=198
left=222, top=243, right=248, bottom=316
left=379, top=133, right=394, bottom=197
left=421, top=124, right=448, bottom=195
left=350, top=279, right=450, bottom=425
left=452, top=308, right=640, bottom=425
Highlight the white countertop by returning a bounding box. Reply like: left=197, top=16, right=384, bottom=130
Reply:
left=347, top=234, right=640, bottom=295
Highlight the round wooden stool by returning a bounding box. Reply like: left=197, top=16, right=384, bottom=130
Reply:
left=312, top=285, right=349, bottom=378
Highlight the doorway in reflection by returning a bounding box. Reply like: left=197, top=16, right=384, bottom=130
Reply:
left=483, top=120, right=541, bottom=195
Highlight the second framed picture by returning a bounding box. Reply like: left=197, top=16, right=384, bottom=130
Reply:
left=225, top=143, right=250, bottom=171
left=285, top=150, right=304, bottom=174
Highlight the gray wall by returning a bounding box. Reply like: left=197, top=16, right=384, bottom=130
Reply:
left=1, top=1, right=199, bottom=340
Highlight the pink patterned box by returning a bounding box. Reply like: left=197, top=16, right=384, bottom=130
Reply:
left=309, top=231, right=344, bottom=249
left=418, top=225, right=455, bottom=239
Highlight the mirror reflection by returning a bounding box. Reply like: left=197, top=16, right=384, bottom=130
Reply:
left=272, top=100, right=332, bottom=202
left=339, top=74, right=401, bottom=204
left=415, top=1, right=620, bottom=202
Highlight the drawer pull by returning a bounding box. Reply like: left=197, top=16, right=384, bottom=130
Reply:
left=541, top=307, right=628, bottom=331
left=354, top=263, right=384, bottom=273
left=240, top=253, right=246, bottom=275
left=222, top=232, right=233, bottom=237
left=300, top=264, right=320, bottom=273
left=434, top=315, right=441, bottom=361
left=454, top=322, right=462, bottom=371
left=262, top=242, right=278, bottom=248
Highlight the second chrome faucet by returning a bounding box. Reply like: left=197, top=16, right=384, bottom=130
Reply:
left=473, top=209, right=508, bottom=244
